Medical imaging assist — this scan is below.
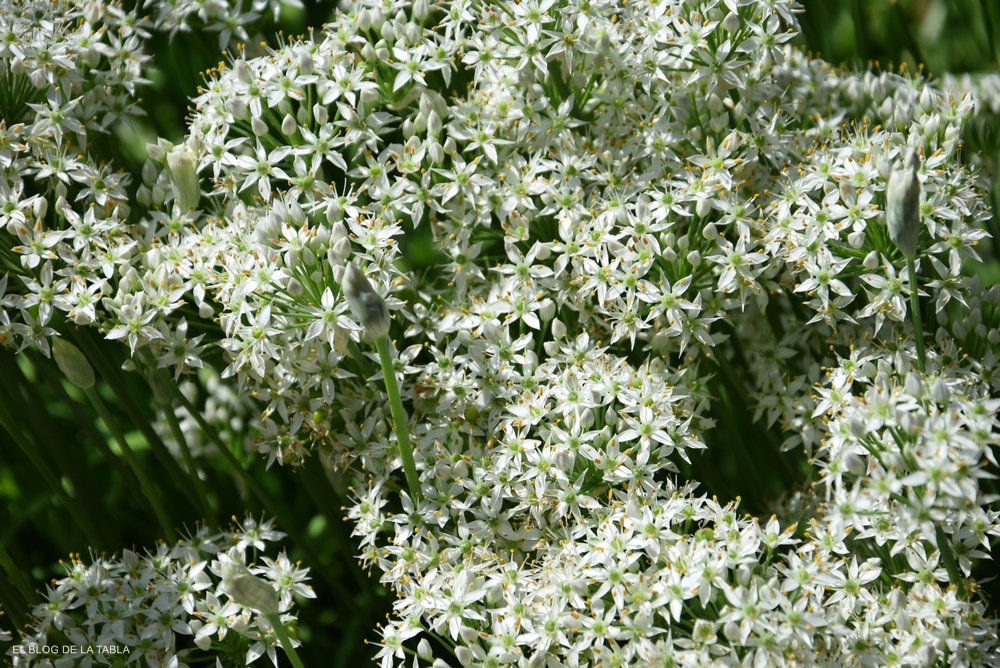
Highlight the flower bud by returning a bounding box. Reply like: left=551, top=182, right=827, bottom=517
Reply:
left=696, top=197, right=711, bottom=218
left=287, top=278, right=303, bottom=297
left=146, top=138, right=171, bottom=163
left=226, top=97, right=248, bottom=120
left=686, top=250, right=701, bottom=266
left=843, top=451, right=866, bottom=476
left=251, top=116, right=268, bottom=136
left=313, top=103, right=328, bottom=125
left=427, top=109, right=442, bottom=137
left=931, top=376, right=950, bottom=404
left=919, top=86, right=936, bottom=114
left=404, top=22, right=421, bottom=45
left=702, top=222, right=718, bottom=240
left=412, top=0, right=429, bottom=21
left=551, top=317, right=566, bottom=339
left=151, top=184, right=166, bottom=207
left=885, top=150, right=921, bottom=259
left=332, top=236, right=352, bottom=260
left=722, top=12, right=740, bottom=32
left=863, top=250, right=879, bottom=270
left=662, top=247, right=677, bottom=261
left=428, top=139, right=444, bottom=164
left=847, top=230, right=865, bottom=249
left=342, top=263, right=391, bottom=340
left=455, top=646, right=473, bottom=667
left=53, top=338, right=95, bottom=389
left=281, top=113, right=297, bottom=136
left=417, top=639, right=433, bottom=660
left=228, top=572, right=280, bottom=615
left=297, top=52, right=314, bottom=75
left=357, top=8, right=371, bottom=31
left=166, top=146, right=202, bottom=211
left=142, top=160, right=159, bottom=186
left=539, top=298, right=555, bottom=321
left=402, top=118, right=416, bottom=140
left=849, top=416, right=866, bottom=438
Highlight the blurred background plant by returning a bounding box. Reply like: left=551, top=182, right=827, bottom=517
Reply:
left=1, top=0, right=1000, bottom=665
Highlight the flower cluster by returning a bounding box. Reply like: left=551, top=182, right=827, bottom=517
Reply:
left=143, top=0, right=302, bottom=50
left=7, top=516, right=313, bottom=668
left=2, top=0, right=1000, bottom=665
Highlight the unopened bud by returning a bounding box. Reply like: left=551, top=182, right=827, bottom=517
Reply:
left=722, top=12, right=740, bottom=32
left=863, top=250, right=879, bottom=270
left=53, top=339, right=95, bottom=389
left=843, top=451, right=866, bottom=476
left=417, top=639, right=433, bottom=661
left=313, top=103, right=328, bottom=125
left=847, top=230, right=865, bottom=248
left=226, top=97, right=248, bottom=120
left=228, top=572, right=280, bottom=615
left=886, top=150, right=921, bottom=259
left=702, top=222, right=718, bottom=240
left=686, top=250, right=701, bottom=266
left=904, top=371, right=923, bottom=398
left=166, top=146, right=202, bottom=211
left=931, top=376, right=950, bottom=404
left=551, top=317, right=566, bottom=339
left=455, top=646, right=473, bottom=667
left=332, top=236, right=352, bottom=260
left=427, top=109, right=442, bottom=137
left=539, top=298, right=555, bottom=321
left=281, top=113, right=297, bottom=136
left=142, top=161, right=159, bottom=186
left=342, top=263, right=390, bottom=340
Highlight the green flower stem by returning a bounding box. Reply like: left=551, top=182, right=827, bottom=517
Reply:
left=935, top=525, right=967, bottom=599
left=72, top=329, right=203, bottom=513
left=907, top=256, right=926, bottom=373
left=374, top=336, right=420, bottom=502
left=0, top=381, right=105, bottom=550
left=161, top=398, right=215, bottom=523
left=0, top=354, right=104, bottom=535
left=0, top=538, right=36, bottom=606
left=140, top=353, right=363, bottom=614
left=30, top=350, right=149, bottom=509
left=82, top=385, right=177, bottom=543
left=266, top=612, right=307, bottom=668
left=0, top=569, right=28, bottom=632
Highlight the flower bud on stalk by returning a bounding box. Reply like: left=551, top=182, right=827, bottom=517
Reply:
left=53, top=339, right=94, bottom=389
left=886, top=149, right=921, bottom=259
left=166, top=146, right=202, bottom=212
left=887, top=149, right=927, bottom=373
left=229, top=572, right=280, bottom=615
left=342, top=262, right=390, bottom=340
